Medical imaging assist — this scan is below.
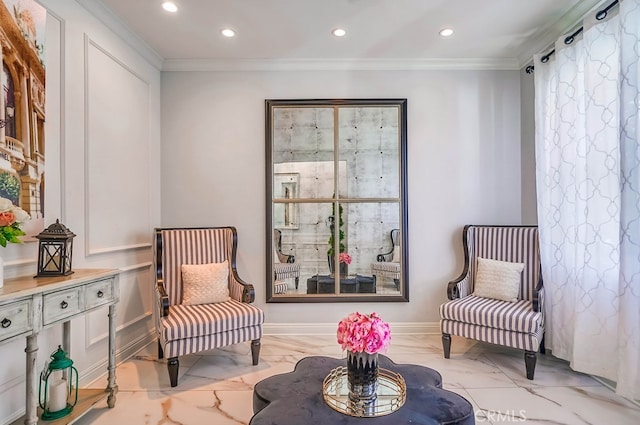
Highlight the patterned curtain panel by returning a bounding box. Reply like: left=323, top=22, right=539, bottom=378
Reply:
left=534, top=0, right=640, bottom=400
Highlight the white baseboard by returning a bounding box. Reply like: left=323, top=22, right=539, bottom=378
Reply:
left=80, top=329, right=156, bottom=386
left=262, top=322, right=440, bottom=336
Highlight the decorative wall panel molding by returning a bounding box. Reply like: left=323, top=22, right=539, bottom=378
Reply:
left=86, top=311, right=152, bottom=348
left=84, top=35, right=152, bottom=256
left=85, top=263, right=153, bottom=348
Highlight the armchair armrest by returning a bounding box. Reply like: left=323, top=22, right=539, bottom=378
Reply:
left=153, top=228, right=169, bottom=318
left=377, top=228, right=399, bottom=262
left=155, top=278, right=169, bottom=317
left=376, top=250, right=393, bottom=262
left=230, top=268, right=255, bottom=303
left=275, top=229, right=295, bottom=263
left=447, top=224, right=474, bottom=300
left=276, top=250, right=295, bottom=263
left=447, top=271, right=471, bottom=300
left=532, top=274, right=544, bottom=312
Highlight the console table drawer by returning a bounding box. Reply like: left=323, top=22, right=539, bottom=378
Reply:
left=85, top=278, right=115, bottom=310
left=0, top=300, right=32, bottom=341
left=43, top=288, right=82, bottom=325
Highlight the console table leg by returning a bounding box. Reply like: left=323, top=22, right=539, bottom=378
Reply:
left=63, top=321, right=71, bottom=354
left=25, top=333, right=38, bottom=425
left=107, top=304, right=118, bottom=408
left=62, top=321, right=71, bottom=381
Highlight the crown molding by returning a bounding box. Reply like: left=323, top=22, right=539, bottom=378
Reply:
left=162, top=57, right=520, bottom=72
left=76, top=0, right=610, bottom=74
left=75, top=0, right=163, bottom=70
left=516, top=0, right=608, bottom=68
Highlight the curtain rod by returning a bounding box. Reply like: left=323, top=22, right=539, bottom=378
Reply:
left=525, top=0, right=619, bottom=74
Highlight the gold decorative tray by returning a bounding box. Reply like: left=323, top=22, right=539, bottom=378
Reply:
left=322, top=366, right=406, bottom=417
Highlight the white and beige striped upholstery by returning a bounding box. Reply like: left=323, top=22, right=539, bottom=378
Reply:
left=451, top=226, right=541, bottom=301
left=273, top=280, right=287, bottom=295
left=440, top=225, right=544, bottom=378
left=443, top=320, right=544, bottom=352
left=370, top=261, right=401, bottom=280
left=273, top=229, right=300, bottom=289
left=371, top=229, right=401, bottom=285
left=154, top=228, right=264, bottom=379
left=274, top=263, right=299, bottom=280
left=440, top=297, right=543, bottom=350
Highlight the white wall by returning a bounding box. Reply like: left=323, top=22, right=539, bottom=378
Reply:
left=160, top=69, right=522, bottom=328
left=0, top=0, right=160, bottom=422
left=520, top=67, right=538, bottom=224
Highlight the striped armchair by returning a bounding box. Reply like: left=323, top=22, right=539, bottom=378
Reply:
left=439, top=225, right=545, bottom=380
left=154, top=227, right=265, bottom=387
left=273, top=229, right=300, bottom=289
left=371, top=229, right=401, bottom=288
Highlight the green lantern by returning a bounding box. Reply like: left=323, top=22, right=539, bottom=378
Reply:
left=38, top=346, right=79, bottom=420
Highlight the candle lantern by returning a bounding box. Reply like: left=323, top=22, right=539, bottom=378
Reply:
left=38, top=346, right=79, bottom=420
left=36, top=219, right=76, bottom=277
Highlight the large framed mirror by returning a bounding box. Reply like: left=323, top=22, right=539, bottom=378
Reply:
left=266, top=99, right=408, bottom=302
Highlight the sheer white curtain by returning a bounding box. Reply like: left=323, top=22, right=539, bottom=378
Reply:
left=534, top=0, right=640, bottom=400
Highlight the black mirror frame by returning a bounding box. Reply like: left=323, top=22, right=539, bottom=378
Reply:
left=265, top=98, right=409, bottom=303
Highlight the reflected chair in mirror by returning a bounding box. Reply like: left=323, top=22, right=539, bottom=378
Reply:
left=439, top=225, right=545, bottom=380
left=273, top=229, right=300, bottom=290
left=154, top=227, right=265, bottom=387
left=371, top=229, right=401, bottom=289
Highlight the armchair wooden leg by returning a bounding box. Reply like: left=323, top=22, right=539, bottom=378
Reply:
left=539, top=333, right=546, bottom=355
left=168, top=357, right=179, bottom=387
left=525, top=351, right=537, bottom=380
left=157, top=340, right=164, bottom=359
left=295, top=277, right=299, bottom=289
left=442, top=333, right=452, bottom=359
left=251, top=339, right=261, bottom=365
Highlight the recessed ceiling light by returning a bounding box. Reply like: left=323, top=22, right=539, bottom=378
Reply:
left=221, top=28, right=236, bottom=38
left=332, top=28, right=347, bottom=37
left=439, top=28, right=454, bottom=37
left=162, top=1, right=178, bottom=13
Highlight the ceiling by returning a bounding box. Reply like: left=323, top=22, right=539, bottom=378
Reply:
left=92, top=0, right=605, bottom=69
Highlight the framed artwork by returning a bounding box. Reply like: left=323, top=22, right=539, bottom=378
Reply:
left=0, top=0, right=47, bottom=238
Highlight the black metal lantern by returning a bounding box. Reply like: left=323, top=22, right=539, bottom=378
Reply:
left=38, top=346, right=79, bottom=420
left=36, top=219, right=76, bottom=277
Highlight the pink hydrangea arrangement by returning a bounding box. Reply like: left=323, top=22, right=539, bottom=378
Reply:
left=339, top=252, right=352, bottom=265
left=337, top=312, right=391, bottom=354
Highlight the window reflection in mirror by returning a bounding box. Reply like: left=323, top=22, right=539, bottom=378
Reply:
left=266, top=99, right=408, bottom=302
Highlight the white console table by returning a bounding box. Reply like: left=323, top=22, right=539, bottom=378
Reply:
left=1, top=269, right=120, bottom=425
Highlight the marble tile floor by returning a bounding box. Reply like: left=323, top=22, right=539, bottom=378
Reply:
left=78, top=334, right=640, bottom=424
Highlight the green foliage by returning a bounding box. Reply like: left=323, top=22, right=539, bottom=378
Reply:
left=327, top=203, right=346, bottom=256
left=0, top=172, right=20, bottom=205
left=0, top=223, right=25, bottom=247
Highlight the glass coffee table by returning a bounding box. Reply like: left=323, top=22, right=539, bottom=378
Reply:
left=250, top=355, right=475, bottom=425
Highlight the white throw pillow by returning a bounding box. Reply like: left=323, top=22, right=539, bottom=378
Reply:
left=391, top=245, right=401, bottom=263
left=181, top=261, right=230, bottom=305
left=472, top=257, right=524, bottom=302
